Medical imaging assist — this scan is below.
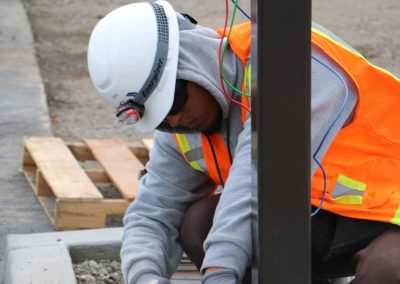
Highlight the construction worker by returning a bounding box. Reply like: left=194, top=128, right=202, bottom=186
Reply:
left=87, top=1, right=400, bottom=284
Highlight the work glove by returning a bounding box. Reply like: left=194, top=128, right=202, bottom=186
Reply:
left=201, top=268, right=237, bottom=284
left=131, top=273, right=172, bottom=284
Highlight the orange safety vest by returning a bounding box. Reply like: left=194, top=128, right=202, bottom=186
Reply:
left=311, top=28, right=400, bottom=225
left=175, top=22, right=400, bottom=225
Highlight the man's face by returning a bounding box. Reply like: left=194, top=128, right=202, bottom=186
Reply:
left=166, top=81, right=222, bottom=133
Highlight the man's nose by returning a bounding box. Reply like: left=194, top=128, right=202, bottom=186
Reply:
left=166, top=113, right=182, bottom=127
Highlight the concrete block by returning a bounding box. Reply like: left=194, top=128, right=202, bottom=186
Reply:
left=3, top=244, right=76, bottom=284
left=2, top=228, right=123, bottom=284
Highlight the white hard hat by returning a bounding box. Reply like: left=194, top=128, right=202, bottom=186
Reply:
left=87, top=1, right=179, bottom=132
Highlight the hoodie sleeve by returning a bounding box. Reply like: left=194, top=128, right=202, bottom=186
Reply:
left=121, top=131, right=215, bottom=284
left=201, top=114, right=252, bottom=281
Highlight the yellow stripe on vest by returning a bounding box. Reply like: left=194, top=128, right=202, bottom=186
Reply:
left=391, top=206, right=400, bottom=226
left=331, top=195, right=363, bottom=205
left=337, top=174, right=366, bottom=191
left=175, top=134, right=204, bottom=173
left=243, top=63, right=252, bottom=96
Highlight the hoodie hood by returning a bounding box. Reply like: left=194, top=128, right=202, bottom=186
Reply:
left=176, top=14, right=241, bottom=119
left=155, top=13, right=243, bottom=133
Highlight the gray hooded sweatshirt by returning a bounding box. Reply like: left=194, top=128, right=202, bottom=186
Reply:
left=121, top=13, right=358, bottom=283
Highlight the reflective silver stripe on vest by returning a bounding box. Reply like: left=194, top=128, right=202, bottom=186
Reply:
left=184, top=147, right=204, bottom=163
left=185, top=134, right=207, bottom=172
left=331, top=183, right=365, bottom=198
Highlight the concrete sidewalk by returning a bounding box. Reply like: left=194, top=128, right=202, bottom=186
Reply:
left=0, top=0, right=54, bottom=274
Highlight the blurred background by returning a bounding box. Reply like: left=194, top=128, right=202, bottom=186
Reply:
left=21, top=0, right=400, bottom=142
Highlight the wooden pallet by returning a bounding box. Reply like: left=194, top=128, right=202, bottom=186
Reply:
left=22, top=136, right=152, bottom=230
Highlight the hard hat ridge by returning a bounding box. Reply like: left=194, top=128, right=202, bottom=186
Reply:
left=117, top=2, right=170, bottom=108
left=132, top=2, right=169, bottom=104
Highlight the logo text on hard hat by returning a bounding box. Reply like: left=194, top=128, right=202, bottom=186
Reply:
left=142, top=57, right=164, bottom=98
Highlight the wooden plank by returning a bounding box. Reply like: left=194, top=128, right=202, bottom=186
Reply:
left=142, top=138, right=154, bottom=151
left=36, top=169, right=53, bottom=196
left=38, top=196, right=56, bottom=225
left=85, top=169, right=111, bottom=183
left=66, top=141, right=150, bottom=165
left=84, top=139, right=143, bottom=201
left=24, top=166, right=110, bottom=194
left=23, top=171, right=36, bottom=192
left=66, top=141, right=95, bottom=160
left=24, top=137, right=103, bottom=199
left=22, top=144, right=36, bottom=172
left=128, top=144, right=150, bottom=165
left=55, top=199, right=129, bottom=229
left=128, top=144, right=149, bottom=165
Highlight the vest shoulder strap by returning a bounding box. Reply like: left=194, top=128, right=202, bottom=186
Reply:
left=217, top=21, right=251, bottom=66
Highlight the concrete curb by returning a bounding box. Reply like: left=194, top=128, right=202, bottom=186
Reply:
left=2, top=228, right=123, bottom=284
left=3, top=244, right=76, bottom=284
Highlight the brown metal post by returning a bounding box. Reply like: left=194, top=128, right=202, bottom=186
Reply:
left=251, top=0, right=311, bottom=283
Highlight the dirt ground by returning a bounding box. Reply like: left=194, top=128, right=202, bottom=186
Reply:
left=21, top=0, right=250, bottom=143
left=22, top=0, right=400, bottom=143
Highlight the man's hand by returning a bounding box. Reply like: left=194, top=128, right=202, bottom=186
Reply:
left=133, top=273, right=172, bottom=284
left=201, top=268, right=237, bottom=284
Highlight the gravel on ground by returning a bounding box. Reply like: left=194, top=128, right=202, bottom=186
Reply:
left=73, top=259, right=123, bottom=284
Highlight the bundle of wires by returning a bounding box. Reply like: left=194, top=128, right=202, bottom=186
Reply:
left=218, top=0, right=251, bottom=113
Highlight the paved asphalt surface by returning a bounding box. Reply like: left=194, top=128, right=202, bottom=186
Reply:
left=0, top=0, right=54, bottom=273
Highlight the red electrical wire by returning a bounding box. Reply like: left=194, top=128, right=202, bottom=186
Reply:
left=218, top=0, right=251, bottom=113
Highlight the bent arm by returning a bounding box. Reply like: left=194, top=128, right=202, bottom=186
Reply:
left=121, top=131, right=214, bottom=283
left=202, top=116, right=252, bottom=281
